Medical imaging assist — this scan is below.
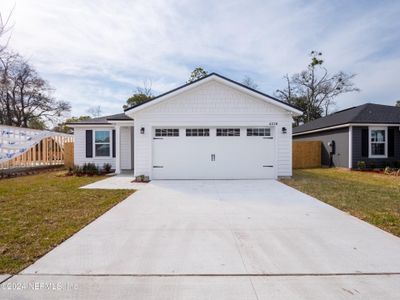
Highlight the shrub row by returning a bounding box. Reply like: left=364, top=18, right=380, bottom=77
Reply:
left=67, top=163, right=113, bottom=176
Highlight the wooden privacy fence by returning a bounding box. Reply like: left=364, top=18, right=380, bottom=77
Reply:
left=293, top=141, right=321, bottom=169
left=0, top=125, right=74, bottom=170
left=64, top=142, right=74, bottom=168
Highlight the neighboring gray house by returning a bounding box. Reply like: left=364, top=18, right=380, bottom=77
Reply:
left=293, top=103, right=400, bottom=168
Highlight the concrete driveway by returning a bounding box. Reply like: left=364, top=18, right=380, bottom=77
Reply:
left=2, top=180, right=400, bottom=299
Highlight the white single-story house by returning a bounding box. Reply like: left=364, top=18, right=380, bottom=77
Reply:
left=68, top=73, right=302, bottom=179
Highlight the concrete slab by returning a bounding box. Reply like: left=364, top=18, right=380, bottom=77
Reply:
left=251, top=274, right=400, bottom=300
left=0, top=275, right=257, bottom=300
left=23, top=180, right=400, bottom=276
left=15, top=180, right=400, bottom=298
left=1, top=275, right=399, bottom=300
left=80, top=174, right=146, bottom=190
left=0, top=274, right=11, bottom=283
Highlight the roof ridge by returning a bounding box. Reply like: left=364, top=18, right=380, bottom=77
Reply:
left=348, top=103, right=371, bottom=122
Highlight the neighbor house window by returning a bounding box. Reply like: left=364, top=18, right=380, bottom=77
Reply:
left=216, top=128, right=240, bottom=136
left=155, top=128, right=179, bottom=137
left=369, top=127, right=387, bottom=157
left=186, top=128, right=210, bottom=136
left=247, top=128, right=271, bottom=136
left=94, top=130, right=111, bottom=157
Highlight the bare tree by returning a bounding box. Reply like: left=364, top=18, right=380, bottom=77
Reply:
left=0, top=51, right=71, bottom=127
left=136, top=79, right=153, bottom=97
left=396, top=100, right=400, bottom=107
left=0, top=8, right=14, bottom=54
left=86, top=105, right=102, bottom=118
left=276, top=51, right=360, bottom=123
left=242, top=76, right=258, bottom=89
left=123, top=80, right=153, bottom=109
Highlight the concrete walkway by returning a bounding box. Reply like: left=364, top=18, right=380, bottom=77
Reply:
left=2, top=180, right=400, bottom=299
left=80, top=174, right=145, bottom=190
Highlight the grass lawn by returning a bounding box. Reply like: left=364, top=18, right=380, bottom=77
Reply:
left=281, top=168, right=400, bottom=237
left=0, top=171, right=133, bottom=274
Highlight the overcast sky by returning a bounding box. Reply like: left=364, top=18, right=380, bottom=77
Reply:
left=1, top=0, right=399, bottom=117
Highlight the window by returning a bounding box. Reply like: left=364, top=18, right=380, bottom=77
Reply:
left=186, top=128, right=210, bottom=136
left=247, top=128, right=271, bottom=136
left=369, top=127, right=387, bottom=157
left=94, top=130, right=110, bottom=157
left=155, top=128, right=179, bottom=137
left=216, top=128, right=240, bottom=136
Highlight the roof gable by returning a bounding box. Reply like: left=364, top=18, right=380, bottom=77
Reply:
left=125, top=73, right=302, bottom=116
left=134, top=80, right=288, bottom=115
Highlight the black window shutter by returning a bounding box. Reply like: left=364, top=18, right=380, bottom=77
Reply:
left=112, top=130, right=116, bottom=158
left=86, top=130, right=93, bottom=158
left=388, top=127, right=395, bottom=157
left=361, top=128, right=368, bottom=157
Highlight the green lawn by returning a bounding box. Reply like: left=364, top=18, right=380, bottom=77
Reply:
left=0, top=171, right=133, bottom=274
left=281, top=168, right=400, bottom=237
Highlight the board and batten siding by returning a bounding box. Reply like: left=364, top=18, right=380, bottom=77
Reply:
left=293, top=127, right=349, bottom=168
left=74, top=126, right=132, bottom=169
left=129, top=80, right=294, bottom=178
left=352, top=126, right=400, bottom=168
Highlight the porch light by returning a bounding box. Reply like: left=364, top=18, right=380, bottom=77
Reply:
left=140, top=127, right=145, bottom=134
left=282, top=127, right=287, bottom=134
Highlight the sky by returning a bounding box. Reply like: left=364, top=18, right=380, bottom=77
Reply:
left=1, top=0, right=399, bottom=117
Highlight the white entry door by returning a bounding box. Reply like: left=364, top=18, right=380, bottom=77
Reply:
left=152, top=127, right=275, bottom=179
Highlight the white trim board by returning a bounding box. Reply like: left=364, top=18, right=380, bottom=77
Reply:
left=368, top=126, right=388, bottom=158
left=93, top=129, right=112, bottom=159
left=293, top=123, right=400, bottom=136
left=348, top=126, right=353, bottom=168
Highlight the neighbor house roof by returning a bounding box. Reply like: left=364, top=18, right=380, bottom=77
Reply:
left=293, top=103, right=400, bottom=135
left=124, top=72, right=303, bottom=115
left=66, top=113, right=132, bottom=125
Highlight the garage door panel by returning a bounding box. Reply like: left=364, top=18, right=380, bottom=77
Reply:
left=153, top=138, right=215, bottom=179
left=212, top=137, right=275, bottom=179
left=152, top=127, right=276, bottom=179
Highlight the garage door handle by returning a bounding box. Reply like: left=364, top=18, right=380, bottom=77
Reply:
left=153, top=166, right=164, bottom=168
left=263, top=137, right=273, bottom=139
left=211, top=154, right=215, bottom=161
left=263, top=165, right=274, bottom=168
left=153, top=137, right=164, bottom=140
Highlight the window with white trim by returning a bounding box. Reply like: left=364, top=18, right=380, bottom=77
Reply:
left=186, top=128, right=210, bottom=136
left=369, top=127, right=387, bottom=157
left=94, top=130, right=111, bottom=157
left=247, top=128, right=271, bottom=136
left=155, top=128, right=179, bottom=137
left=216, top=128, right=240, bottom=136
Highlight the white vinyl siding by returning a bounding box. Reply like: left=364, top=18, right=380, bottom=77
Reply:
left=74, top=127, right=115, bottom=169
left=73, top=126, right=132, bottom=170
left=129, top=80, right=294, bottom=178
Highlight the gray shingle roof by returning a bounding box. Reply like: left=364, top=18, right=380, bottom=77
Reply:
left=66, top=113, right=132, bottom=125
left=293, top=103, right=400, bottom=134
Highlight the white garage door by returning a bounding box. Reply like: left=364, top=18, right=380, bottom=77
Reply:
left=152, top=127, right=275, bottom=179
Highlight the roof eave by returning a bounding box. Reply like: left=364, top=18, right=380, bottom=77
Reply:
left=293, top=121, right=400, bottom=136
left=66, top=122, right=112, bottom=127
